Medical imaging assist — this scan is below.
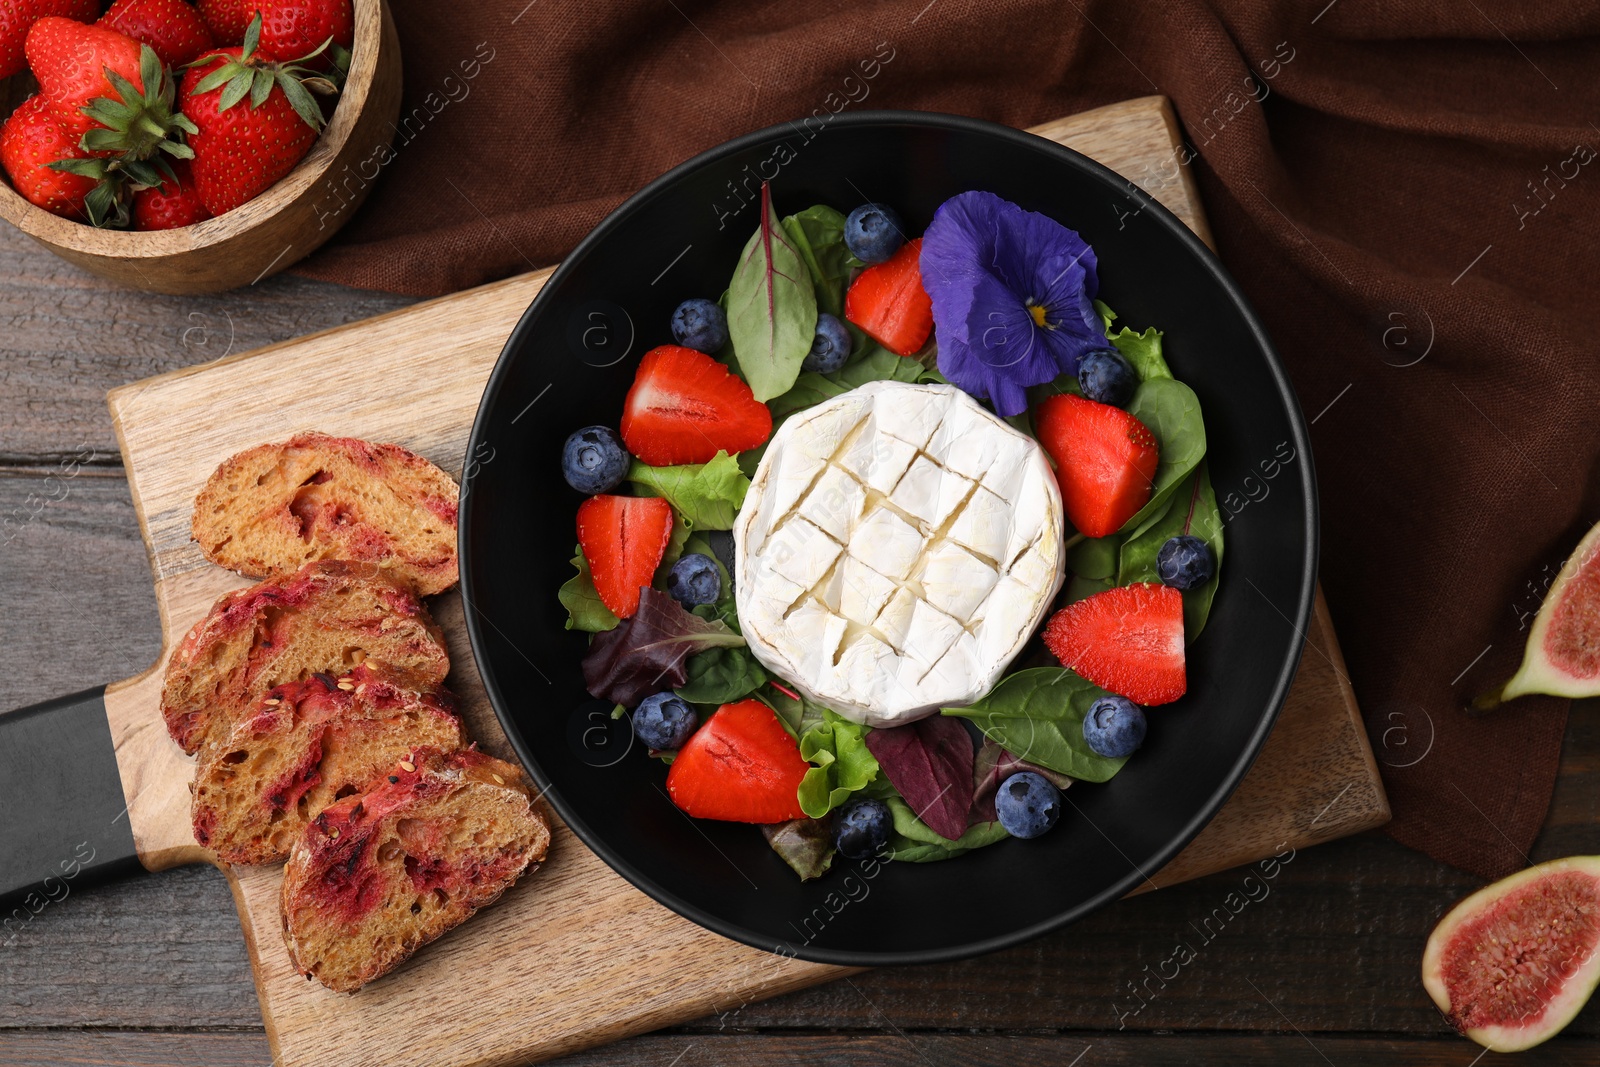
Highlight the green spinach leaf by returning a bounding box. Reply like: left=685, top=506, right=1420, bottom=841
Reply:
left=558, top=545, right=618, bottom=632
left=796, top=710, right=881, bottom=818
left=1068, top=534, right=1124, bottom=580
left=883, top=795, right=1010, bottom=862
left=1117, top=465, right=1224, bottom=638
left=728, top=189, right=817, bottom=401
left=628, top=450, right=749, bottom=530
left=768, top=371, right=848, bottom=422
left=780, top=205, right=856, bottom=318
left=829, top=341, right=923, bottom=389
left=1121, top=378, right=1206, bottom=534
left=675, top=644, right=768, bottom=704
left=942, top=667, right=1130, bottom=782
left=1064, top=573, right=1114, bottom=606
left=764, top=684, right=831, bottom=739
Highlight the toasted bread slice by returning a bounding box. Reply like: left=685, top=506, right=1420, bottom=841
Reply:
left=192, top=432, right=460, bottom=596
left=192, top=666, right=465, bottom=865
left=161, top=561, right=450, bottom=755
left=281, top=747, right=549, bottom=993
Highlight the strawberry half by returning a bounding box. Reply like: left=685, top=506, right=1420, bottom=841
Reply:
left=665, top=699, right=808, bottom=823
left=846, top=236, right=933, bottom=356
left=1034, top=393, right=1159, bottom=537
left=1043, top=583, right=1186, bottom=705
left=575, top=494, right=674, bottom=619
left=621, top=345, right=773, bottom=467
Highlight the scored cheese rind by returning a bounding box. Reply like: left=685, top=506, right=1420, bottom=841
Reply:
left=734, top=381, right=1066, bottom=727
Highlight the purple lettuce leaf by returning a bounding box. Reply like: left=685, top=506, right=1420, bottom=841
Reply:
left=970, top=739, right=1074, bottom=824
left=864, top=715, right=975, bottom=841
left=581, top=588, right=745, bottom=708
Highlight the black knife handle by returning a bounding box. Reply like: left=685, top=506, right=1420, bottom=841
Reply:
left=0, top=688, right=142, bottom=917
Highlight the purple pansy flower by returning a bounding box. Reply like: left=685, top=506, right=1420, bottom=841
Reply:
left=919, top=191, right=1104, bottom=416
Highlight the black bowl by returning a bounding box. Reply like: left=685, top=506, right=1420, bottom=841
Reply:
left=460, top=110, right=1317, bottom=967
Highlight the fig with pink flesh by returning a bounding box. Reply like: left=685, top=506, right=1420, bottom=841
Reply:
left=1422, top=856, right=1600, bottom=1052
left=1476, top=518, right=1600, bottom=709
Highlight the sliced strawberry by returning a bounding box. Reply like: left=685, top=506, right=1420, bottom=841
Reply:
left=1034, top=393, right=1159, bottom=537
left=1043, top=583, right=1186, bottom=705
left=845, top=236, right=932, bottom=356
left=621, top=344, right=772, bottom=467
left=576, top=494, right=673, bottom=619
left=666, top=698, right=808, bottom=823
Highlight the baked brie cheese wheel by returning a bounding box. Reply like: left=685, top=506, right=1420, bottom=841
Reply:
left=734, top=380, right=1065, bottom=727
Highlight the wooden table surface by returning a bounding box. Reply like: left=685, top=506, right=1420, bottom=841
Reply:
left=3, top=221, right=1598, bottom=1067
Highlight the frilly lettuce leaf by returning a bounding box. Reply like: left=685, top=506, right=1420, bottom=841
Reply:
left=797, top=709, right=880, bottom=818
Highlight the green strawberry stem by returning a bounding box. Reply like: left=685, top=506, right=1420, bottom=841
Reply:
left=44, top=44, right=199, bottom=228
left=189, top=13, right=341, bottom=133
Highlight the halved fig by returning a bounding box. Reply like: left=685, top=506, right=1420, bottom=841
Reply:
left=1477, top=518, right=1600, bottom=708
left=1422, top=856, right=1600, bottom=1052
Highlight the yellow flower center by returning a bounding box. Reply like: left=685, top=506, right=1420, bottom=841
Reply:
left=1027, top=302, right=1050, bottom=328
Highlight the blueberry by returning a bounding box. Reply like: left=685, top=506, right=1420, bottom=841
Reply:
left=1077, top=347, right=1138, bottom=407
left=1157, top=534, right=1215, bottom=590
left=561, top=425, right=630, bottom=494
left=1082, top=695, right=1147, bottom=758
left=844, top=203, right=905, bottom=264
left=667, top=553, right=721, bottom=607
left=632, top=692, right=698, bottom=751
left=834, top=797, right=892, bottom=859
left=803, top=312, right=852, bottom=373
left=995, top=772, right=1061, bottom=839
left=671, top=298, right=730, bottom=353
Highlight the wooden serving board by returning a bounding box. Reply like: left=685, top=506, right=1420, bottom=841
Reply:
left=103, top=96, right=1388, bottom=1067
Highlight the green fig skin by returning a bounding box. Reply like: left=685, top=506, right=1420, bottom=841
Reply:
left=1477, top=518, right=1600, bottom=709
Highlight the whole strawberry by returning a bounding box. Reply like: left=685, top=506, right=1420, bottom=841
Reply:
left=195, top=0, right=257, bottom=45
left=259, top=0, right=351, bottom=64
left=23, top=17, right=198, bottom=226
left=100, top=0, right=217, bottom=68
left=132, top=157, right=212, bottom=228
left=0, top=0, right=97, bottom=80
left=25, top=17, right=145, bottom=113
left=182, top=17, right=333, bottom=215
left=0, top=95, right=98, bottom=218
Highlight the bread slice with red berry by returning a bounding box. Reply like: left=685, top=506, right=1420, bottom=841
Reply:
left=161, top=560, right=451, bottom=756
left=191, top=665, right=465, bottom=865
left=280, top=747, right=550, bottom=993
left=191, top=432, right=460, bottom=597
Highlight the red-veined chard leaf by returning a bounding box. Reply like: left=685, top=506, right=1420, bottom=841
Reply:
left=863, top=715, right=975, bottom=841
left=728, top=182, right=817, bottom=401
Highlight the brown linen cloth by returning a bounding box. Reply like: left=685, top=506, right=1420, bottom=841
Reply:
left=297, top=1, right=1600, bottom=881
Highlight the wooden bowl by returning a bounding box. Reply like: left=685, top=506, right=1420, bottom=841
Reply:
left=0, top=0, right=403, bottom=294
